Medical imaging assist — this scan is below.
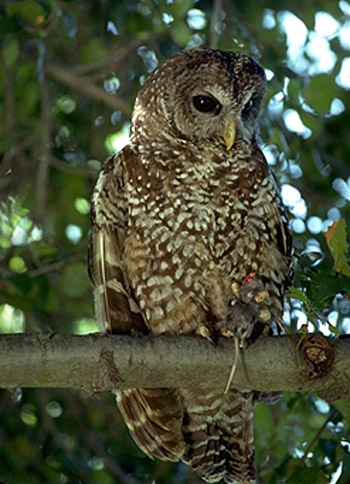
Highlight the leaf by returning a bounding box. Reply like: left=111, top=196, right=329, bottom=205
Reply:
left=6, top=0, right=44, bottom=24
left=325, top=220, right=350, bottom=276
left=288, top=286, right=310, bottom=305
left=170, top=19, right=191, bottom=46
left=299, top=110, right=323, bottom=138
left=303, top=74, right=337, bottom=113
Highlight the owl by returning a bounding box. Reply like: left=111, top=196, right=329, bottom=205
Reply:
left=88, top=49, right=292, bottom=483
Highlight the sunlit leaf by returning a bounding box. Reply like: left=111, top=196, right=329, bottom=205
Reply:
left=325, top=220, right=350, bottom=276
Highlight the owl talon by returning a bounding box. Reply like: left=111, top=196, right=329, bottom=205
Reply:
left=220, top=326, right=234, bottom=338
left=195, top=325, right=213, bottom=341
left=258, top=307, right=271, bottom=322
left=231, top=281, right=240, bottom=297
left=254, top=290, right=269, bottom=303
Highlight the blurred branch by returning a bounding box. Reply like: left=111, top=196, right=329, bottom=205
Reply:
left=74, top=38, right=145, bottom=78
left=36, top=61, right=51, bottom=224
left=319, top=151, right=350, bottom=179
left=36, top=390, right=98, bottom=484
left=27, top=253, right=84, bottom=278
left=301, top=408, right=337, bottom=463
left=45, top=63, right=130, bottom=114
left=50, top=155, right=98, bottom=180
left=292, top=178, right=334, bottom=207
left=59, top=391, right=142, bottom=484
left=0, top=334, right=349, bottom=402
left=1, top=50, right=15, bottom=147
left=210, top=0, right=223, bottom=49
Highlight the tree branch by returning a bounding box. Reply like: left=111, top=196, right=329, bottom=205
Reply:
left=0, top=334, right=349, bottom=402
left=45, top=63, right=130, bottom=114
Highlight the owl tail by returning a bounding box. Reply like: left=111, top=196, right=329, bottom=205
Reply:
left=116, top=388, right=185, bottom=462
left=181, top=388, right=256, bottom=484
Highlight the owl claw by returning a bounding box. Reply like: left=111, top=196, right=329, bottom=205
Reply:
left=231, top=281, right=240, bottom=297
left=195, top=324, right=213, bottom=342
left=258, top=307, right=271, bottom=322
left=225, top=276, right=272, bottom=345
left=254, top=289, right=269, bottom=303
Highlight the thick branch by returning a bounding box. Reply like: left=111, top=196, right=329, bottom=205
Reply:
left=0, top=334, right=349, bottom=401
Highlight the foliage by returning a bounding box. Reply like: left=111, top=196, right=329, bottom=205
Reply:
left=0, top=0, right=349, bottom=482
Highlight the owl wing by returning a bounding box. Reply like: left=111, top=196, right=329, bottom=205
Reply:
left=88, top=148, right=146, bottom=334
left=270, top=169, right=294, bottom=287
left=88, top=147, right=185, bottom=462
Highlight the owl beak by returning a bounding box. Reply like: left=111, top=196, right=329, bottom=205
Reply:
left=222, top=120, right=236, bottom=150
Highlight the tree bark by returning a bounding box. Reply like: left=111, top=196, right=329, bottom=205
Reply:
left=0, top=333, right=349, bottom=402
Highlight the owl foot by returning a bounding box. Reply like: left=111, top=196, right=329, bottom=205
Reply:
left=224, top=274, right=272, bottom=344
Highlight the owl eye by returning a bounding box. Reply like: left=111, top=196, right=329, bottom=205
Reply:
left=242, top=95, right=259, bottom=119
left=192, top=95, right=221, bottom=114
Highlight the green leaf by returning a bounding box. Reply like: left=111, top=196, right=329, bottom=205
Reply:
left=170, top=19, right=191, bottom=46
left=325, top=220, right=350, bottom=276
left=299, top=110, right=323, bottom=138
left=169, top=0, right=194, bottom=17
left=288, top=79, right=301, bottom=103
left=303, top=74, right=336, bottom=113
left=288, top=287, right=310, bottom=305
left=9, top=256, right=26, bottom=273
left=6, top=0, right=44, bottom=24
left=3, top=36, right=19, bottom=66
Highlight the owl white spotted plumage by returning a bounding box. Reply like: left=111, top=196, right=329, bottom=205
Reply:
left=88, top=49, right=293, bottom=483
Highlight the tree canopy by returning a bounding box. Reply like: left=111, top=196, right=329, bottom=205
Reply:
left=0, top=0, right=349, bottom=483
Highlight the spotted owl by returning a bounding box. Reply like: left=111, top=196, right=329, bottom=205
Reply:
left=88, top=49, right=292, bottom=483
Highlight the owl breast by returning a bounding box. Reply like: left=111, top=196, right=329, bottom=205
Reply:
left=123, top=140, right=287, bottom=338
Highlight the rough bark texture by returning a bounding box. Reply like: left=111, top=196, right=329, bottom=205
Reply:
left=0, top=333, right=349, bottom=402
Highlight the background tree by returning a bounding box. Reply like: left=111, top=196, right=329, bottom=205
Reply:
left=0, top=0, right=349, bottom=483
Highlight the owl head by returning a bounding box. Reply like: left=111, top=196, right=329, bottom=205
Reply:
left=131, top=49, right=266, bottom=152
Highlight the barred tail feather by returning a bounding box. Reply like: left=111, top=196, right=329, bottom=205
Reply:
left=181, top=389, right=256, bottom=484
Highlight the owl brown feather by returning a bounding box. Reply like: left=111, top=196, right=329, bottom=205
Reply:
left=89, top=49, right=292, bottom=483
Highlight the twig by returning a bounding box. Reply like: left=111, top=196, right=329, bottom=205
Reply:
left=36, top=51, right=51, bottom=224
left=50, top=155, right=98, bottom=180
left=319, top=151, right=350, bottom=179
left=60, top=391, right=142, bottom=484
left=27, top=253, right=84, bottom=278
left=36, top=390, right=97, bottom=484
left=210, top=0, right=223, bottom=49
left=301, top=408, right=337, bottom=463
left=74, top=37, right=145, bottom=77
left=45, top=63, right=130, bottom=114
left=1, top=47, right=16, bottom=147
